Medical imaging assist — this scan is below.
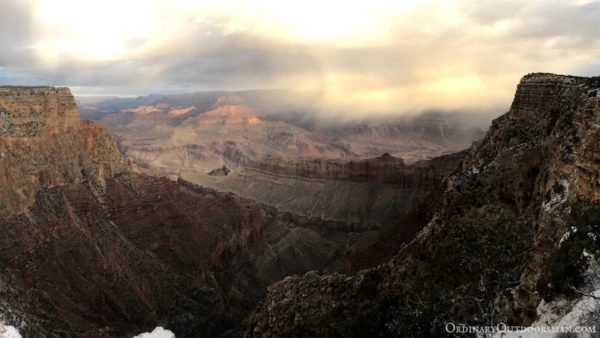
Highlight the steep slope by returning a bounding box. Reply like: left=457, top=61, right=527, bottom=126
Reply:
left=248, top=73, right=600, bottom=337
left=0, top=87, right=378, bottom=337
left=0, top=87, right=128, bottom=217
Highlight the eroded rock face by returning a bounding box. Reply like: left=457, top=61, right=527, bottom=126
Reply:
left=182, top=151, right=465, bottom=229
left=0, top=87, right=79, bottom=136
left=245, top=153, right=433, bottom=186
left=207, top=165, right=231, bottom=176
left=247, top=73, right=600, bottom=337
left=0, top=87, right=128, bottom=217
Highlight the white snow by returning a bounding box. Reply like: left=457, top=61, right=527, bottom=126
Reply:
left=555, top=288, right=600, bottom=328
left=559, top=226, right=578, bottom=246
left=132, top=326, right=175, bottom=338
left=541, top=179, right=571, bottom=217
left=0, top=324, right=22, bottom=338
left=466, top=166, right=480, bottom=176
left=485, top=255, right=600, bottom=338
left=555, top=255, right=600, bottom=329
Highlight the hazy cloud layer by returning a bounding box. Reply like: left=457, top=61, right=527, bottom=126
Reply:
left=1, top=0, right=599, bottom=118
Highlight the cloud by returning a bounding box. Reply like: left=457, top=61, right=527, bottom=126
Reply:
left=0, top=1, right=36, bottom=68
left=0, top=0, right=599, bottom=118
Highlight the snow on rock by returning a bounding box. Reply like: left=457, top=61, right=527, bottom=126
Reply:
left=541, top=179, right=571, bottom=216
left=466, top=166, right=480, bottom=175
left=555, top=288, right=600, bottom=328
left=554, top=255, right=600, bottom=328
left=488, top=256, right=600, bottom=338
left=529, top=256, right=599, bottom=336
left=132, top=326, right=175, bottom=338
left=559, top=226, right=578, bottom=247
left=0, top=324, right=22, bottom=338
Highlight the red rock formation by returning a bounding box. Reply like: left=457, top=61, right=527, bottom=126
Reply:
left=0, top=87, right=128, bottom=217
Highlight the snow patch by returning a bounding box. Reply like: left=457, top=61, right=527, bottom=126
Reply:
left=555, top=288, right=600, bottom=328
left=0, top=309, right=25, bottom=338
left=466, top=166, right=480, bottom=176
left=0, top=324, right=22, bottom=338
left=489, top=255, right=600, bottom=337
left=534, top=254, right=600, bottom=333
left=559, top=226, right=578, bottom=246
left=132, top=326, right=175, bottom=338
left=542, top=180, right=570, bottom=216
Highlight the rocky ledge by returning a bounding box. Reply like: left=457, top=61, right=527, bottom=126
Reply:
left=244, top=151, right=463, bottom=188
left=0, top=87, right=128, bottom=217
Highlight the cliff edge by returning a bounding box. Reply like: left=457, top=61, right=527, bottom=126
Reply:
left=0, top=87, right=128, bottom=217
left=248, top=73, right=600, bottom=337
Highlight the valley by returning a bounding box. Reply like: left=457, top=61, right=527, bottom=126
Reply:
left=0, top=86, right=463, bottom=337
left=81, top=91, right=481, bottom=225
left=2, top=1, right=599, bottom=337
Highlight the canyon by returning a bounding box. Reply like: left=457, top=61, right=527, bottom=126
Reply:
left=0, top=73, right=597, bottom=338
left=248, top=73, right=600, bottom=337
left=0, top=87, right=399, bottom=337
left=0, top=85, right=467, bottom=337
left=82, top=91, right=481, bottom=225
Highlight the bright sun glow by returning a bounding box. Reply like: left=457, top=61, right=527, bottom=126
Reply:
left=225, top=0, right=419, bottom=45
left=31, top=0, right=418, bottom=62
left=34, top=0, right=157, bottom=61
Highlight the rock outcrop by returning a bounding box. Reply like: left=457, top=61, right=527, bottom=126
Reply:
left=207, top=165, right=231, bottom=176
left=0, top=87, right=128, bottom=217
left=247, top=73, right=600, bottom=337
left=182, top=150, right=465, bottom=229
left=243, top=152, right=455, bottom=187
left=0, top=87, right=79, bottom=136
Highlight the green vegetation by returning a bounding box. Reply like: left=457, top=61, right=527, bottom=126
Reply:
left=37, top=188, right=68, bottom=217
left=333, top=206, right=535, bottom=337
left=542, top=202, right=600, bottom=300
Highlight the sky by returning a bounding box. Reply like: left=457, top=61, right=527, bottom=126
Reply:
left=1, top=0, right=600, bottom=117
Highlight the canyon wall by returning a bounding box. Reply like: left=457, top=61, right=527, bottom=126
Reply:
left=0, top=87, right=128, bottom=217
left=183, top=151, right=465, bottom=226
left=0, top=87, right=79, bottom=136
left=248, top=73, right=600, bottom=337
left=243, top=152, right=461, bottom=187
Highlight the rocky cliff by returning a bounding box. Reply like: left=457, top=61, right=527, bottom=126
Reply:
left=247, top=73, right=600, bottom=337
left=0, top=87, right=128, bottom=217
left=182, top=151, right=465, bottom=229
